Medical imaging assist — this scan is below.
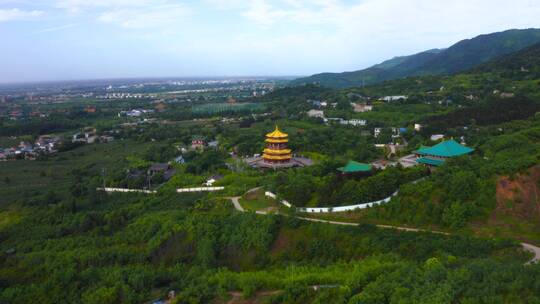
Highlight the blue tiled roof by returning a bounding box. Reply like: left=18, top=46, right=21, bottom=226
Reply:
left=416, top=157, right=445, bottom=166
left=415, top=140, right=474, bottom=158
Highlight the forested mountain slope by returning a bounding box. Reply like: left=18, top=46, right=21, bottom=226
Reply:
left=473, top=42, right=540, bottom=78
left=291, top=28, right=540, bottom=88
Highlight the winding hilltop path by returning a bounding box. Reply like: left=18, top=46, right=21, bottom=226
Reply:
left=228, top=195, right=540, bottom=265
left=230, top=197, right=245, bottom=212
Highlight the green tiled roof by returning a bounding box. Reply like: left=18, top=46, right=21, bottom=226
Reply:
left=416, top=157, right=445, bottom=166
left=338, top=161, right=372, bottom=173
left=415, top=140, right=474, bottom=158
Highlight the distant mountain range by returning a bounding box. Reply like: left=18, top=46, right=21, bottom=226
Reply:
left=291, top=28, right=540, bottom=88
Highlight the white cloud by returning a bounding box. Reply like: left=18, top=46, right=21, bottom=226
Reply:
left=241, top=0, right=289, bottom=26
left=0, top=8, right=43, bottom=22
left=34, top=23, right=79, bottom=34
left=55, top=0, right=157, bottom=13
left=98, top=4, right=190, bottom=29
left=4, top=0, right=540, bottom=81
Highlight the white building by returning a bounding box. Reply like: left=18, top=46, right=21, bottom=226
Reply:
left=340, top=119, right=367, bottom=127
left=380, top=95, right=408, bottom=102
left=430, top=134, right=445, bottom=141
left=352, top=103, right=373, bottom=113
left=307, top=109, right=325, bottom=118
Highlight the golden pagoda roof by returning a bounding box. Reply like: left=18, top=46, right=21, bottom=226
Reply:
left=265, top=138, right=288, bottom=144
left=263, top=148, right=292, bottom=155
left=266, top=126, right=288, bottom=139
left=263, top=154, right=292, bottom=161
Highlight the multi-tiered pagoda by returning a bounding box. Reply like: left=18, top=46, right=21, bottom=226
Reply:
left=246, top=125, right=312, bottom=169
left=263, top=126, right=292, bottom=164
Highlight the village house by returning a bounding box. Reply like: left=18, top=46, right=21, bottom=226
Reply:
left=118, top=109, right=154, bottom=118
left=174, top=156, right=185, bottom=164
left=371, top=159, right=398, bottom=170
left=73, top=127, right=98, bottom=144
left=352, top=103, right=373, bottom=113
left=307, top=109, right=325, bottom=118
left=1, top=148, right=16, bottom=160
left=307, top=99, right=327, bottom=107
left=12, top=142, right=38, bottom=160
left=374, top=128, right=382, bottom=138
left=9, top=110, right=22, bottom=120
left=35, top=135, right=61, bottom=154
left=99, top=135, right=115, bottom=143
left=191, top=136, right=206, bottom=150
left=84, top=106, right=97, bottom=113
left=147, top=163, right=176, bottom=181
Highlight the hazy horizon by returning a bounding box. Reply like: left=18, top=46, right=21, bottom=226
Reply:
left=0, top=75, right=302, bottom=86
left=2, top=0, right=540, bottom=83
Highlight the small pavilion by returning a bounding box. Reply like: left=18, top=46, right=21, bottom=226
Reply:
left=337, top=161, right=372, bottom=174
left=414, top=139, right=474, bottom=168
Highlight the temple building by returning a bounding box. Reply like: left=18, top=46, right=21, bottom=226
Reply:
left=414, top=139, right=474, bottom=168
left=246, top=126, right=313, bottom=169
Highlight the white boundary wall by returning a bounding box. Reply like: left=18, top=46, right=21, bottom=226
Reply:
left=97, top=187, right=157, bottom=194
left=98, top=186, right=225, bottom=194
left=265, top=191, right=293, bottom=207
left=265, top=190, right=398, bottom=213
left=298, top=191, right=398, bottom=213
left=177, top=186, right=225, bottom=193
left=265, top=178, right=425, bottom=213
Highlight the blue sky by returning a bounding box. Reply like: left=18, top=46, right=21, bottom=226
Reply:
left=1, top=0, right=540, bottom=83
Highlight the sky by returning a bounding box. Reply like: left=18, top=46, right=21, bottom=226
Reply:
left=1, top=0, right=540, bottom=83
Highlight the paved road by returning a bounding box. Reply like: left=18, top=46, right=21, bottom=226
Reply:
left=229, top=197, right=244, bottom=212
left=296, top=216, right=450, bottom=234
left=522, top=243, right=540, bottom=264
left=229, top=196, right=540, bottom=265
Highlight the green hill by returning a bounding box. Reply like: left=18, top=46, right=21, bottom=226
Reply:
left=291, top=28, right=540, bottom=88
left=472, top=42, right=540, bottom=78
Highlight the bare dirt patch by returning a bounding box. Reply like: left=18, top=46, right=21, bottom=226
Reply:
left=473, top=165, right=540, bottom=243
left=495, top=165, right=540, bottom=221
left=270, top=228, right=294, bottom=255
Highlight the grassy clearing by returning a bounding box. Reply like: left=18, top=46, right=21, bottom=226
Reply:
left=240, top=189, right=278, bottom=212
